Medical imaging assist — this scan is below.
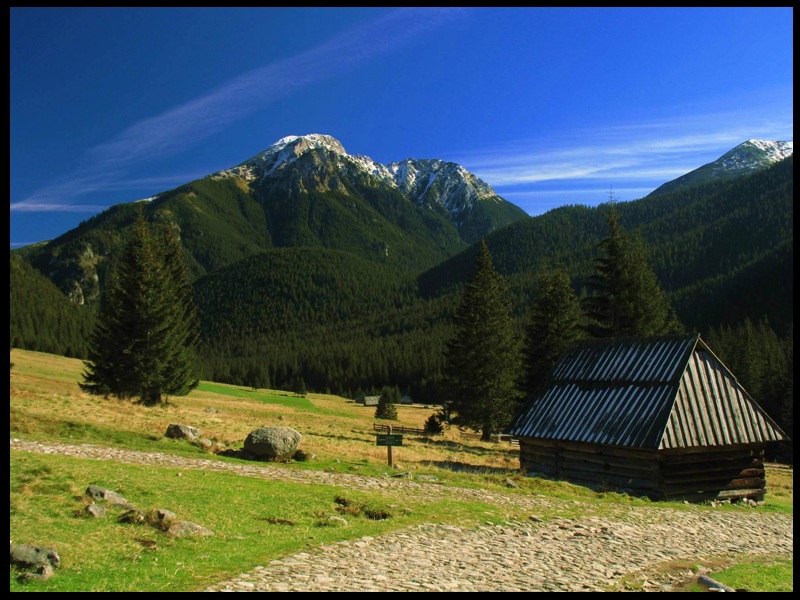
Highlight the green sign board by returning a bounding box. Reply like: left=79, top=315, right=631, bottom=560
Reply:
left=376, top=434, right=403, bottom=447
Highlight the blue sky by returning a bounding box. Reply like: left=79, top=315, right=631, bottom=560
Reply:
left=10, top=7, right=793, bottom=248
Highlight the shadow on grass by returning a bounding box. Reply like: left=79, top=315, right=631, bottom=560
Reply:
left=426, top=460, right=518, bottom=476
left=410, top=435, right=519, bottom=458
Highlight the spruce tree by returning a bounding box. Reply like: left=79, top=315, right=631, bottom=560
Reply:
left=375, top=386, right=398, bottom=420
left=442, top=239, right=523, bottom=441
left=582, top=208, right=682, bottom=338
left=522, top=267, right=584, bottom=399
left=157, top=224, right=201, bottom=396
left=80, top=209, right=200, bottom=405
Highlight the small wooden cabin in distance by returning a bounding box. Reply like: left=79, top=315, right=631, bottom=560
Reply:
left=507, top=334, right=789, bottom=502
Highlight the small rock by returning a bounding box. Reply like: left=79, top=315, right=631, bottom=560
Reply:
left=10, top=544, right=60, bottom=570
left=86, top=485, right=129, bottom=505
left=167, top=521, right=215, bottom=538
left=165, top=424, right=201, bottom=440
left=85, top=504, right=106, bottom=518
left=24, top=563, right=55, bottom=581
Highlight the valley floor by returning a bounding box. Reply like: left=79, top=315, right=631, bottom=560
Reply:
left=11, top=439, right=793, bottom=592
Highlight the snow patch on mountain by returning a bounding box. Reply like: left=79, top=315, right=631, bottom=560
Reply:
left=211, top=133, right=502, bottom=217
left=714, top=139, right=793, bottom=174
left=746, top=139, right=793, bottom=160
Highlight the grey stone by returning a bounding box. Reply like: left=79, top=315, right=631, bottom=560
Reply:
left=154, top=509, right=177, bottom=528
left=165, top=423, right=201, bottom=440
left=85, top=485, right=129, bottom=505
left=85, top=503, right=106, bottom=518
left=23, top=563, right=55, bottom=581
left=10, top=544, right=60, bottom=570
left=244, top=427, right=302, bottom=460
left=118, top=509, right=148, bottom=525
left=167, top=521, right=215, bottom=537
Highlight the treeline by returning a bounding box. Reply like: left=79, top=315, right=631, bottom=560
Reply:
left=420, top=156, right=793, bottom=335
left=9, top=252, right=94, bottom=358
left=192, top=247, right=457, bottom=400
left=706, top=317, right=793, bottom=461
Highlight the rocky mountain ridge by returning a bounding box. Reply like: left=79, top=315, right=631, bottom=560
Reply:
left=210, top=133, right=502, bottom=219
left=648, top=139, right=792, bottom=197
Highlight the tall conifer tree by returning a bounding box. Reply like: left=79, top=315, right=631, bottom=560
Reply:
left=582, top=208, right=682, bottom=338
left=442, top=239, right=523, bottom=441
left=375, top=385, right=399, bottom=420
left=80, top=209, right=199, bottom=405
left=521, top=267, right=584, bottom=399
left=158, top=224, right=201, bottom=396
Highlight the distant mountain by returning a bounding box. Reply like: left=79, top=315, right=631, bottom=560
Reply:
left=418, top=154, right=793, bottom=334
left=211, top=134, right=527, bottom=245
left=17, top=134, right=529, bottom=304
left=647, top=139, right=793, bottom=197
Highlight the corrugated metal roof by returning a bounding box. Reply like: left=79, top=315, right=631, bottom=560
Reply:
left=660, top=346, right=787, bottom=449
left=508, top=334, right=788, bottom=450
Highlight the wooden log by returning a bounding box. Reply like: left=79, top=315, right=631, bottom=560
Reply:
left=660, top=472, right=764, bottom=486
left=520, top=457, right=558, bottom=475
left=558, top=440, right=658, bottom=461
left=661, top=458, right=762, bottom=476
left=660, top=445, right=762, bottom=461
left=557, top=453, right=659, bottom=477
left=555, top=467, right=658, bottom=492
left=697, top=575, right=736, bottom=592
left=659, top=482, right=766, bottom=498
left=714, top=487, right=765, bottom=501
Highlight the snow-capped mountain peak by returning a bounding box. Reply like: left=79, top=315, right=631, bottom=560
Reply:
left=712, top=139, right=793, bottom=175
left=211, top=133, right=507, bottom=219
left=212, top=134, right=349, bottom=181
left=742, top=139, right=793, bottom=161
left=648, top=138, right=793, bottom=198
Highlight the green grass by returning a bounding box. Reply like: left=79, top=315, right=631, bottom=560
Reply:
left=10, top=450, right=500, bottom=592
left=700, top=559, right=793, bottom=592
left=671, top=558, right=793, bottom=592
left=195, top=381, right=316, bottom=410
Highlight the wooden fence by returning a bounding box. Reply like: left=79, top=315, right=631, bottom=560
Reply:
left=372, top=423, right=518, bottom=443
left=459, top=431, right=519, bottom=444
left=373, top=423, right=430, bottom=435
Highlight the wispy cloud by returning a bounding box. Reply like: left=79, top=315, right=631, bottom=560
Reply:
left=456, top=94, right=793, bottom=191
left=10, top=171, right=212, bottom=213
left=11, top=8, right=466, bottom=214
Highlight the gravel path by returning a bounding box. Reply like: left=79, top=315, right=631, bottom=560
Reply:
left=11, top=439, right=793, bottom=592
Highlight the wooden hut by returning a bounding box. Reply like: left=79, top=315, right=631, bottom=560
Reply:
left=355, top=393, right=381, bottom=407
left=507, top=334, right=789, bottom=502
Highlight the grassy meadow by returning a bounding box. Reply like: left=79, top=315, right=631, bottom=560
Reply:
left=9, top=348, right=793, bottom=592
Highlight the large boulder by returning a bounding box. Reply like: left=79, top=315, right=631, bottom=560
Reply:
left=243, top=427, right=302, bottom=460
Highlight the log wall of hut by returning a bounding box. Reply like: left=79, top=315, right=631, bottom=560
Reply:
left=659, top=445, right=766, bottom=502
left=518, top=438, right=766, bottom=502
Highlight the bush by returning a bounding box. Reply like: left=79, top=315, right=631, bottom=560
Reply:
left=423, top=413, right=444, bottom=435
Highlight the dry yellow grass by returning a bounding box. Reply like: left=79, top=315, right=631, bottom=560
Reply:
left=10, top=348, right=521, bottom=472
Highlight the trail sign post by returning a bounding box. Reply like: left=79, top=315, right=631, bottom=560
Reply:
left=375, top=426, right=403, bottom=466
left=375, top=434, right=403, bottom=446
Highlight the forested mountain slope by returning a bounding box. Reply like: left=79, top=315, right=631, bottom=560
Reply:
left=9, top=153, right=792, bottom=406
